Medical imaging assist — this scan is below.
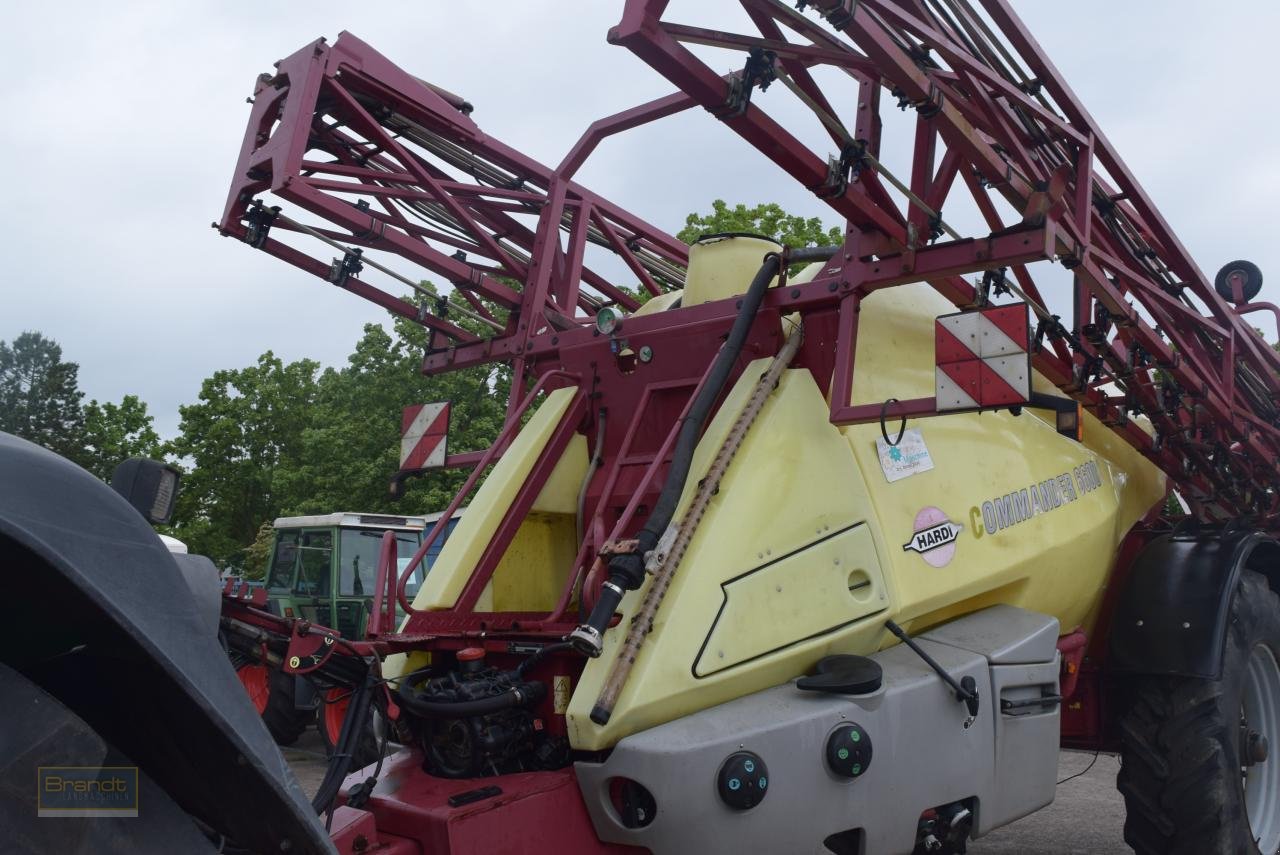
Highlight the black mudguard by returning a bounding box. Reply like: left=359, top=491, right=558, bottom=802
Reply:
left=1109, top=530, right=1280, bottom=679
left=0, top=432, right=333, bottom=854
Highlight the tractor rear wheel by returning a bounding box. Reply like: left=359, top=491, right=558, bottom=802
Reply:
left=1118, top=568, right=1280, bottom=855
left=236, top=662, right=271, bottom=716
left=236, top=662, right=309, bottom=746
left=318, top=686, right=382, bottom=770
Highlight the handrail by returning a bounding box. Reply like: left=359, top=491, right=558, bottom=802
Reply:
left=367, top=529, right=400, bottom=638
left=368, top=369, right=582, bottom=625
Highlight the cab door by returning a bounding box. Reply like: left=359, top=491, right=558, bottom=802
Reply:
left=289, top=527, right=336, bottom=627
left=335, top=527, right=418, bottom=638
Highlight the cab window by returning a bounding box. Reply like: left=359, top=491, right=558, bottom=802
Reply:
left=401, top=533, right=430, bottom=598
left=293, top=530, right=333, bottom=596
left=339, top=529, right=419, bottom=597
left=267, top=531, right=299, bottom=589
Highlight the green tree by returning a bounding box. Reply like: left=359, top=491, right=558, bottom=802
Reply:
left=241, top=520, right=276, bottom=582
left=678, top=200, right=842, bottom=248
left=277, top=310, right=508, bottom=518
left=168, top=352, right=321, bottom=570
left=78, top=395, right=162, bottom=481
left=0, top=331, right=85, bottom=457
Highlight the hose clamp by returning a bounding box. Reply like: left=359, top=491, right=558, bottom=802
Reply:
left=568, top=624, right=604, bottom=658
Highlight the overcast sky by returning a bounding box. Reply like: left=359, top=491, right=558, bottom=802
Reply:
left=5, top=2, right=1279, bottom=439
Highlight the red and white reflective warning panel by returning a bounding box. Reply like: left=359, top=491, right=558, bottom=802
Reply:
left=934, top=304, right=1031, bottom=411
left=400, top=402, right=451, bottom=470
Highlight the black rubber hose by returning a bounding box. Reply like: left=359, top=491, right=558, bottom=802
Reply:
left=397, top=680, right=546, bottom=718
left=311, top=668, right=376, bottom=815
left=516, top=641, right=576, bottom=678
left=580, top=245, right=838, bottom=642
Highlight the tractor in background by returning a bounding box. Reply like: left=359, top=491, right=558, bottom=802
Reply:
left=232, top=511, right=460, bottom=756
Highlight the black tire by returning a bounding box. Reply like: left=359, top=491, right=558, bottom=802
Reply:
left=318, top=690, right=383, bottom=770
left=1118, top=568, right=1280, bottom=854
left=1214, top=260, right=1264, bottom=305
left=261, top=669, right=310, bottom=746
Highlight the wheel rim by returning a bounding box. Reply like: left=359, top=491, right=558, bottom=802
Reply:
left=236, top=663, right=271, bottom=715
left=323, top=687, right=350, bottom=746
left=1242, top=643, right=1280, bottom=852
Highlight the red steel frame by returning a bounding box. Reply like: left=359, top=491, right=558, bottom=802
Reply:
left=609, top=0, right=1280, bottom=526
left=219, top=3, right=1280, bottom=657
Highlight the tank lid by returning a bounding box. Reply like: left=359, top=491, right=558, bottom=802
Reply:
left=457, top=647, right=486, bottom=662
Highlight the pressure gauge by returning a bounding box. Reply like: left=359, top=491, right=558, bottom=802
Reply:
left=596, top=307, right=623, bottom=336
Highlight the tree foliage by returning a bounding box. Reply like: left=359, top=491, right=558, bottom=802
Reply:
left=79, top=395, right=161, bottom=481
left=167, top=352, right=321, bottom=570
left=241, top=520, right=276, bottom=582
left=275, top=316, right=507, bottom=520
left=0, top=331, right=86, bottom=458
left=162, top=299, right=508, bottom=570
left=678, top=200, right=842, bottom=248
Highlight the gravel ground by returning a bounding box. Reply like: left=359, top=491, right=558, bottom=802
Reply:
left=288, top=738, right=1129, bottom=853
left=280, top=730, right=329, bottom=796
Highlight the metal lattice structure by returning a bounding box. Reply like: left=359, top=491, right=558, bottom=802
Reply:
left=221, top=3, right=1280, bottom=537
left=610, top=0, right=1280, bottom=524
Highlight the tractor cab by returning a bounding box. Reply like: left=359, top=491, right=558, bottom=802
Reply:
left=264, top=511, right=459, bottom=638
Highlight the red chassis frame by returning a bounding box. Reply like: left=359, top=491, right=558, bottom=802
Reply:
left=218, top=3, right=1280, bottom=761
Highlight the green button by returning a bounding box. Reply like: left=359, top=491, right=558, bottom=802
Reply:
left=851, top=730, right=861, bottom=743
left=837, top=748, right=849, bottom=760
left=852, top=764, right=862, bottom=775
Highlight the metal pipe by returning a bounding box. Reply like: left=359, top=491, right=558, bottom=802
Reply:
left=275, top=212, right=506, bottom=332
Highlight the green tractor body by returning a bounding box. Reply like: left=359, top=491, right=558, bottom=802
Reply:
left=263, top=511, right=459, bottom=638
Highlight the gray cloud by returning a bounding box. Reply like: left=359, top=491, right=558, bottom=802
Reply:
left=4, top=1, right=1276, bottom=439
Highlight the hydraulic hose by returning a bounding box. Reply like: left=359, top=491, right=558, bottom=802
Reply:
left=312, top=668, right=377, bottom=815
left=397, top=679, right=546, bottom=718
left=571, top=245, right=838, bottom=655
left=515, top=641, right=576, bottom=679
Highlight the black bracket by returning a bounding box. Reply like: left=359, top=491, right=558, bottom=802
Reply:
left=1000, top=693, right=1062, bottom=714
left=721, top=48, right=777, bottom=119
left=328, top=247, right=364, bottom=288
left=979, top=267, right=1010, bottom=303
left=1032, top=313, right=1080, bottom=355
left=816, top=138, right=868, bottom=199
left=892, top=83, right=944, bottom=117
left=351, top=199, right=386, bottom=242
left=814, top=0, right=857, bottom=31
left=926, top=212, right=945, bottom=244
left=243, top=199, right=280, bottom=249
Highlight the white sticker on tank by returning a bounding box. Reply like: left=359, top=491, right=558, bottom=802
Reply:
left=876, top=429, right=935, bottom=483
left=903, top=507, right=962, bottom=567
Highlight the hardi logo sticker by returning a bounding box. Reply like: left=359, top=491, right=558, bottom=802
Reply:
left=903, top=506, right=963, bottom=567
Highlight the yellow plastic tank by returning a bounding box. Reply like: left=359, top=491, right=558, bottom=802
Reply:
left=682, top=233, right=782, bottom=307
left=390, top=254, right=1167, bottom=752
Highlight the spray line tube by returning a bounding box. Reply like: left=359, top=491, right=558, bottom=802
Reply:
left=586, top=319, right=808, bottom=725
left=568, top=245, right=837, bottom=661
